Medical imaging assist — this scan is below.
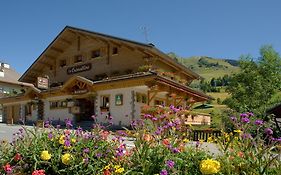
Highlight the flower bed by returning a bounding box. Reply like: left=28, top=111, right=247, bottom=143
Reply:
left=0, top=107, right=280, bottom=174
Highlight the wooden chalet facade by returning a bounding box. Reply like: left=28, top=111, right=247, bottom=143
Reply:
left=0, top=26, right=211, bottom=126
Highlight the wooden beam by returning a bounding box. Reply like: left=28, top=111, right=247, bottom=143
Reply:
left=175, top=97, right=184, bottom=107
left=31, top=69, right=42, bottom=74
left=147, top=90, right=158, bottom=105
left=45, top=55, right=56, bottom=60
left=109, top=40, right=121, bottom=47
left=59, top=38, right=72, bottom=45
left=50, top=46, right=64, bottom=53
left=38, top=61, right=53, bottom=67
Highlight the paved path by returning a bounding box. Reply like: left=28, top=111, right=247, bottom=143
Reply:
left=0, top=124, right=33, bottom=142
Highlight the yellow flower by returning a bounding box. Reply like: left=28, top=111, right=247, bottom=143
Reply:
left=104, top=164, right=111, bottom=170
left=234, top=129, right=242, bottom=133
left=207, top=137, right=213, bottom=143
left=200, top=159, right=220, bottom=174
left=61, top=153, right=72, bottom=165
left=40, top=150, right=51, bottom=161
left=59, top=135, right=65, bottom=145
left=71, top=138, right=76, bottom=143
left=114, top=165, right=124, bottom=173
left=183, top=138, right=189, bottom=143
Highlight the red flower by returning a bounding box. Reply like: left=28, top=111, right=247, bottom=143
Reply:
left=103, top=169, right=111, bottom=175
left=14, top=153, right=21, bottom=161
left=32, top=169, right=45, bottom=175
left=3, top=163, right=12, bottom=173
left=100, top=130, right=110, bottom=140
left=162, top=138, right=170, bottom=146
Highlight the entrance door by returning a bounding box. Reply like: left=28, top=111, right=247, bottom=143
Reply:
left=5, top=105, right=21, bottom=124
left=77, top=98, right=95, bottom=121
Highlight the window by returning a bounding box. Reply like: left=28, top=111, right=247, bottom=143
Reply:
left=115, top=94, right=123, bottom=106
left=92, top=49, right=101, bottom=58
left=112, top=47, right=118, bottom=55
left=59, top=59, right=66, bottom=67
left=50, top=100, right=68, bottom=109
left=74, top=55, right=83, bottom=63
left=155, top=99, right=164, bottom=106
left=101, top=95, right=110, bottom=108
left=136, top=92, right=147, bottom=104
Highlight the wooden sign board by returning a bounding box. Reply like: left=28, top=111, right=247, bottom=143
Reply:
left=37, top=77, right=49, bottom=89
left=67, top=63, right=92, bottom=75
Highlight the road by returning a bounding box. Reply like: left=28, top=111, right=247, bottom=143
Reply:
left=0, top=124, right=32, bottom=142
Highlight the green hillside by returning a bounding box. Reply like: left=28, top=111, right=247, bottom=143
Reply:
left=168, top=53, right=240, bottom=80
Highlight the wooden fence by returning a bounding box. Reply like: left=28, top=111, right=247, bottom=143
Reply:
left=189, top=130, right=221, bottom=142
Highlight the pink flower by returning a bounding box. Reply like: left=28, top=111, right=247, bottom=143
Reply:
left=32, top=169, right=46, bottom=175
left=3, top=163, right=12, bottom=174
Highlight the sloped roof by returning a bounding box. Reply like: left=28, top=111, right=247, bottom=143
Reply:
left=19, top=26, right=200, bottom=83
left=0, top=67, right=32, bottom=87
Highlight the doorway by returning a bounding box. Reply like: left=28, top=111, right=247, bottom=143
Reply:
left=76, top=98, right=95, bottom=122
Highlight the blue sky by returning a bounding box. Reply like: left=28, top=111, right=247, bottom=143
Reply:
left=0, top=0, right=281, bottom=74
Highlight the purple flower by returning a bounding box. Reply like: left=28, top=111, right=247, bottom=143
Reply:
left=131, top=120, right=137, bottom=127
left=64, top=140, right=71, bottom=147
left=167, top=122, right=174, bottom=127
left=241, top=117, right=250, bottom=123
left=247, top=112, right=254, bottom=117
left=65, top=118, right=73, bottom=128
left=230, top=116, right=237, bottom=121
left=160, top=169, right=168, bottom=175
left=172, top=148, right=180, bottom=154
left=83, top=148, right=90, bottom=154
left=83, top=157, right=89, bottom=164
left=152, top=117, right=158, bottom=121
left=265, top=128, right=273, bottom=135
left=240, top=113, right=248, bottom=117
left=44, top=120, right=50, bottom=128
left=48, top=132, right=53, bottom=139
left=242, top=133, right=252, bottom=139
left=91, top=115, right=96, bottom=119
left=117, top=131, right=128, bottom=137
left=272, top=137, right=281, bottom=142
left=96, top=153, right=102, bottom=158
left=108, top=115, right=113, bottom=120
left=254, top=119, right=264, bottom=125
left=166, top=160, right=175, bottom=169
left=144, top=114, right=152, bottom=119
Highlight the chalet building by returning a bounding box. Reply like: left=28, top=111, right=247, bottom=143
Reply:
left=0, top=62, right=33, bottom=123
left=0, top=26, right=211, bottom=127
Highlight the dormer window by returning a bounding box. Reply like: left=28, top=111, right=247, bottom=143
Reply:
left=59, top=59, right=66, bottom=67
left=92, top=49, right=101, bottom=58
left=74, top=55, right=83, bottom=63
left=112, top=47, right=118, bottom=55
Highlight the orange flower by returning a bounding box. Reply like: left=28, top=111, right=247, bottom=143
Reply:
left=103, top=169, right=111, bottom=175
left=237, top=151, right=244, bottom=158
left=64, top=130, right=71, bottom=135
left=162, top=138, right=170, bottom=145
left=100, top=130, right=110, bottom=140
left=143, top=134, right=152, bottom=142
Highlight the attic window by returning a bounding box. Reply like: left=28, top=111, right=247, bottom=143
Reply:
left=112, top=47, right=118, bottom=55
left=74, top=55, right=83, bottom=63
left=92, top=49, right=101, bottom=58
left=60, top=59, right=66, bottom=67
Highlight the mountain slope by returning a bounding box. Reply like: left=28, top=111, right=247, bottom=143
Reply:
left=168, top=53, right=240, bottom=80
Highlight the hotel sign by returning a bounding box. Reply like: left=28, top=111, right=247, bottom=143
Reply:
left=37, top=77, right=49, bottom=89
left=67, top=63, right=92, bottom=75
